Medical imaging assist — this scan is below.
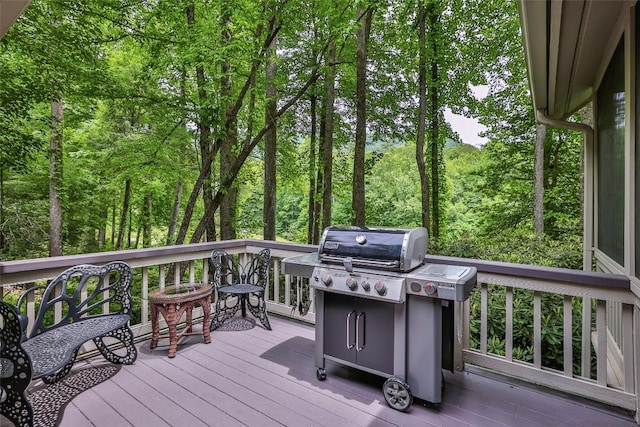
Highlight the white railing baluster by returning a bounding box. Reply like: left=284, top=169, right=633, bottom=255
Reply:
left=622, top=303, right=633, bottom=393
left=202, top=257, right=209, bottom=284
left=534, top=291, right=542, bottom=369
left=159, top=264, right=165, bottom=290
left=506, top=287, right=513, bottom=361
left=563, top=295, right=573, bottom=377
left=582, top=296, right=592, bottom=378
left=189, top=260, right=195, bottom=283
left=480, top=283, right=488, bottom=354
left=596, top=299, right=607, bottom=386
left=142, top=266, right=149, bottom=324
left=273, top=260, right=281, bottom=306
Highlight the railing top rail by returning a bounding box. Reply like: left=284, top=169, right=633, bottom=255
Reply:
left=424, top=254, right=630, bottom=290
left=2, top=240, right=630, bottom=291
left=0, top=239, right=318, bottom=286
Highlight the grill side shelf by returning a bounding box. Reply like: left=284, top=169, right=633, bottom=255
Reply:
left=281, top=253, right=319, bottom=278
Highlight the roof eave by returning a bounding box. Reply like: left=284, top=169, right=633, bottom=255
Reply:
left=0, top=1, right=31, bottom=40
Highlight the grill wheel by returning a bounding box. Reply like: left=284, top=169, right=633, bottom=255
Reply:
left=382, top=377, right=413, bottom=411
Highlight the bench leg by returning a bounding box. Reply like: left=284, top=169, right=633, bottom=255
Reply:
left=1, top=302, right=34, bottom=426
left=0, top=389, right=33, bottom=427
left=41, top=352, right=78, bottom=384
left=93, top=325, right=138, bottom=365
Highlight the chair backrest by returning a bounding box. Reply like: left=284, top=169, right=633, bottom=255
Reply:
left=17, top=261, right=133, bottom=339
left=211, top=249, right=271, bottom=288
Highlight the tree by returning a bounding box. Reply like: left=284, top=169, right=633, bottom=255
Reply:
left=534, top=123, right=546, bottom=234
left=416, top=1, right=431, bottom=233
left=264, top=10, right=278, bottom=241
left=352, top=5, right=374, bottom=226
left=49, top=97, right=64, bottom=256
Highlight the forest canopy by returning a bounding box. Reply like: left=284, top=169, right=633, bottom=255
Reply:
left=0, top=0, right=584, bottom=269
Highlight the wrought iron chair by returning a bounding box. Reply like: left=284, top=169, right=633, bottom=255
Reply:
left=210, top=248, right=272, bottom=331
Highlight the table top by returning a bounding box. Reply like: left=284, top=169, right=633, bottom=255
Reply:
left=148, top=283, right=212, bottom=303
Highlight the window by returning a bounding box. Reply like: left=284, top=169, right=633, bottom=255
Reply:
left=597, top=40, right=625, bottom=266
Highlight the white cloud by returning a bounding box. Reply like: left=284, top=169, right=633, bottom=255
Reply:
left=445, top=84, right=489, bottom=148
left=445, top=109, right=487, bottom=148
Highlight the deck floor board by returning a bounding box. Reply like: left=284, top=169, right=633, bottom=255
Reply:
left=18, top=314, right=636, bottom=427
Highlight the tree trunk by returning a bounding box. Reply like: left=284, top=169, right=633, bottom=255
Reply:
left=322, top=41, right=336, bottom=230
left=533, top=123, right=546, bottom=234
left=188, top=68, right=322, bottom=244
left=187, top=4, right=216, bottom=243
left=307, top=93, right=318, bottom=244
left=416, top=3, right=430, bottom=232
left=428, top=2, right=440, bottom=240
left=167, top=179, right=183, bottom=245
left=49, top=97, right=64, bottom=257
left=127, top=203, right=133, bottom=248
left=98, top=204, right=107, bottom=248
left=352, top=7, right=373, bottom=226
left=219, top=3, right=237, bottom=240
left=263, top=16, right=278, bottom=241
left=116, top=179, right=131, bottom=250
left=175, top=15, right=284, bottom=246
left=143, top=192, right=152, bottom=247
left=110, top=201, right=116, bottom=247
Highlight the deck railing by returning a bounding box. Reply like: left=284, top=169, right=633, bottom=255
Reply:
left=0, top=240, right=638, bottom=420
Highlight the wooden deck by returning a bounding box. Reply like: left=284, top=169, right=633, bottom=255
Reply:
left=23, top=314, right=637, bottom=427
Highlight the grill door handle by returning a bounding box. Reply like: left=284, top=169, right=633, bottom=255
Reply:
left=346, top=310, right=356, bottom=349
left=356, top=312, right=365, bottom=351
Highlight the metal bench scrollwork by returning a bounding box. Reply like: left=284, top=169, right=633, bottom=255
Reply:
left=0, top=261, right=137, bottom=427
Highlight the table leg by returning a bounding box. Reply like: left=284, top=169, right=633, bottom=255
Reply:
left=150, top=303, right=159, bottom=349
left=167, top=303, right=178, bottom=358
left=186, top=303, right=193, bottom=333
left=201, top=295, right=212, bottom=344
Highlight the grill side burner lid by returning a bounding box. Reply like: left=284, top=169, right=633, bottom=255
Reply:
left=318, top=226, right=428, bottom=272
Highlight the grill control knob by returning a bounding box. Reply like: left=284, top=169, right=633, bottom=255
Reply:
left=361, top=279, right=371, bottom=291
left=424, top=282, right=437, bottom=295
left=374, top=281, right=387, bottom=296
left=346, top=276, right=358, bottom=290
left=410, top=282, right=421, bottom=293
left=320, top=273, right=333, bottom=287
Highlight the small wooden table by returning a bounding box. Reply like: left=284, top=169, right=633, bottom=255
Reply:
left=149, top=283, right=212, bottom=358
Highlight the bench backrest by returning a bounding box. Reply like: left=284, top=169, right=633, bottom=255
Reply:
left=18, top=261, right=133, bottom=339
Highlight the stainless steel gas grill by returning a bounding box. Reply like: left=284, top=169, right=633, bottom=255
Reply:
left=282, top=226, right=476, bottom=411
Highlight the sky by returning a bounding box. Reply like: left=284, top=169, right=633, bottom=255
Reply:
left=444, top=85, right=489, bottom=148
left=444, top=109, right=488, bottom=148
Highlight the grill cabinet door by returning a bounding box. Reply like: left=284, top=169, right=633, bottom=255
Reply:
left=323, top=292, right=357, bottom=363
left=355, top=297, right=394, bottom=374
left=323, top=292, right=395, bottom=374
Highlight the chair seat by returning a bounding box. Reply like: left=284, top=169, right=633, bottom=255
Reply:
left=219, top=283, right=264, bottom=295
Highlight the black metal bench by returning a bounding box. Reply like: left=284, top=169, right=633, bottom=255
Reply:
left=0, top=261, right=138, bottom=427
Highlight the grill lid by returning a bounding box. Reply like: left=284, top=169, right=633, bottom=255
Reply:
left=318, top=226, right=428, bottom=272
